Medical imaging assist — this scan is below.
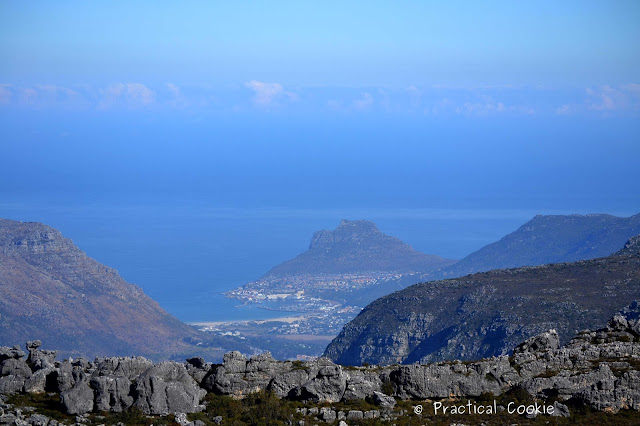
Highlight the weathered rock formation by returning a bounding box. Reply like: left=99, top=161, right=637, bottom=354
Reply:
left=0, top=341, right=206, bottom=416
left=191, top=301, right=640, bottom=413
left=2, top=304, right=640, bottom=417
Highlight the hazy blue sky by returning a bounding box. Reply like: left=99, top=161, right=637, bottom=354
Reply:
left=1, top=1, right=639, bottom=320
left=1, top=0, right=638, bottom=214
left=2, top=1, right=639, bottom=86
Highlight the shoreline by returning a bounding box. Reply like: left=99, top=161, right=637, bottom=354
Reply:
left=189, top=314, right=309, bottom=327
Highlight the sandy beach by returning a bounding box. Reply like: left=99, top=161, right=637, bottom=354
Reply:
left=189, top=315, right=308, bottom=327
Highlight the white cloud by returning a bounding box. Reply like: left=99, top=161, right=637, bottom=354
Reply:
left=0, top=84, right=88, bottom=108
left=166, top=83, right=189, bottom=108
left=425, top=97, right=453, bottom=115
left=407, top=85, right=421, bottom=96
left=38, top=85, right=85, bottom=106
left=456, top=101, right=506, bottom=115
left=20, top=88, right=38, bottom=105
left=554, top=84, right=640, bottom=115
left=407, top=85, right=422, bottom=107
left=99, top=83, right=155, bottom=109
left=0, top=84, right=12, bottom=105
left=244, top=80, right=283, bottom=106
left=424, top=95, right=534, bottom=116
left=167, top=83, right=181, bottom=98
left=125, top=83, right=155, bottom=105
left=555, top=104, right=572, bottom=115
left=327, top=99, right=344, bottom=111
left=624, top=83, right=640, bottom=95
left=326, top=93, right=375, bottom=112
left=353, top=92, right=373, bottom=110
left=584, top=85, right=640, bottom=113
left=586, top=86, right=617, bottom=111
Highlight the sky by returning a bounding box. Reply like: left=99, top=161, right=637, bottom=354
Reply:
left=1, top=0, right=639, bottom=226
left=1, top=2, right=639, bottom=319
left=1, top=1, right=639, bottom=86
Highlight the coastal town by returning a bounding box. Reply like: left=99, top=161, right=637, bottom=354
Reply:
left=199, top=271, right=423, bottom=356
left=225, top=271, right=412, bottom=306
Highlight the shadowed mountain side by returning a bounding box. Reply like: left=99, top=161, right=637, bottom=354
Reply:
left=324, top=235, right=640, bottom=366
left=438, top=213, right=640, bottom=279
left=0, top=219, right=209, bottom=360
left=263, top=219, right=456, bottom=278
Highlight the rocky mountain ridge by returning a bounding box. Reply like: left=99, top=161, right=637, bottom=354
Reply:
left=263, top=219, right=455, bottom=277
left=439, top=212, right=640, bottom=279
left=0, top=219, right=203, bottom=360
left=324, top=235, right=640, bottom=366
left=2, top=305, right=640, bottom=423
left=225, top=220, right=456, bottom=336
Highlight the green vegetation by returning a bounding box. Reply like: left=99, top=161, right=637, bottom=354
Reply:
left=381, top=380, right=394, bottom=396
left=6, top=393, right=179, bottom=426
left=93, top=408, right=179, bottom=426
left=187, top=390, right=305, bottom=426
left=7, top=388, right=640, bottom=426
left=6, top=393, right=74, bottom=423
left=290, top=360, right=308, bottom=371
left=485, top=372, right=498, bottom=382
left=533, top=369, right=560, bottom=379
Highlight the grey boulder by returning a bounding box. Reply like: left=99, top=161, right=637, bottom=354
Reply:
left=23, top=367, right=56, bottom=394
left=290, top=362, right=347, bottom=403
left=60, top=376, right=94, bottom=415
left=90, top=376, right=134, bottom=412
left=551, top=401, right=570, bottom=417
left=513, top=329, right=560, bottom=354
left=92, top=357, right=152, bottom=380
left=0, top=375, right=26, bottom=394
left=26, top=341, right=56, bottom=371
left=1, top=359, right=31, bottom=379
left=371, top=391, right=396, bottom=408
left=0, top=346, right=26, bottom=362
left=134, top=362, right=206, bottom=415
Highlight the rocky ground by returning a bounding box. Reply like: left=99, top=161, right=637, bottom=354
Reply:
left=3, top=304, right=640, bottom=425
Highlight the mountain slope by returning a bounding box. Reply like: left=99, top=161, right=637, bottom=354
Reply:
left=324, top=235, right=640, bottom=366
left=0, top=218, right=202, bottom=359
left=440, top=213, right=640, bottom=278
left=227, top=219, right=456, bottom=312
left=264, top=219, right=455, bottom=277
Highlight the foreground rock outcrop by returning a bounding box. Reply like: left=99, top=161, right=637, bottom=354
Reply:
left=0, top=341, right=205, bottom=416
left=3, top=304, right=640, bottom=418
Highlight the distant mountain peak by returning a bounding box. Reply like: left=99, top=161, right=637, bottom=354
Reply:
left=264, top=219, right=454, bottom=277
left=0, top=219, right=75, bottom=255
left=0, top=218, right=201, bottom=359
left=439, top=212, right=640, bottom=278
left=338, top=218, right=375, bottom=228
left=615, top=235, right=640, bottom=256
left=309, top=219, right=385, bottom=251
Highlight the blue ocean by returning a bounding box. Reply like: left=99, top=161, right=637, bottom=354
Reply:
left=0, top=198, right=547, bottom=323
left=2, top=116, right=637, bottom=323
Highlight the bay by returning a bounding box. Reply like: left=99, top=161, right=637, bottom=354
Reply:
left=0, top=196, right=606, bottom=322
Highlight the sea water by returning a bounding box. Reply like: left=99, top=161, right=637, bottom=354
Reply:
left=0, top=197, right=539, bottom=322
